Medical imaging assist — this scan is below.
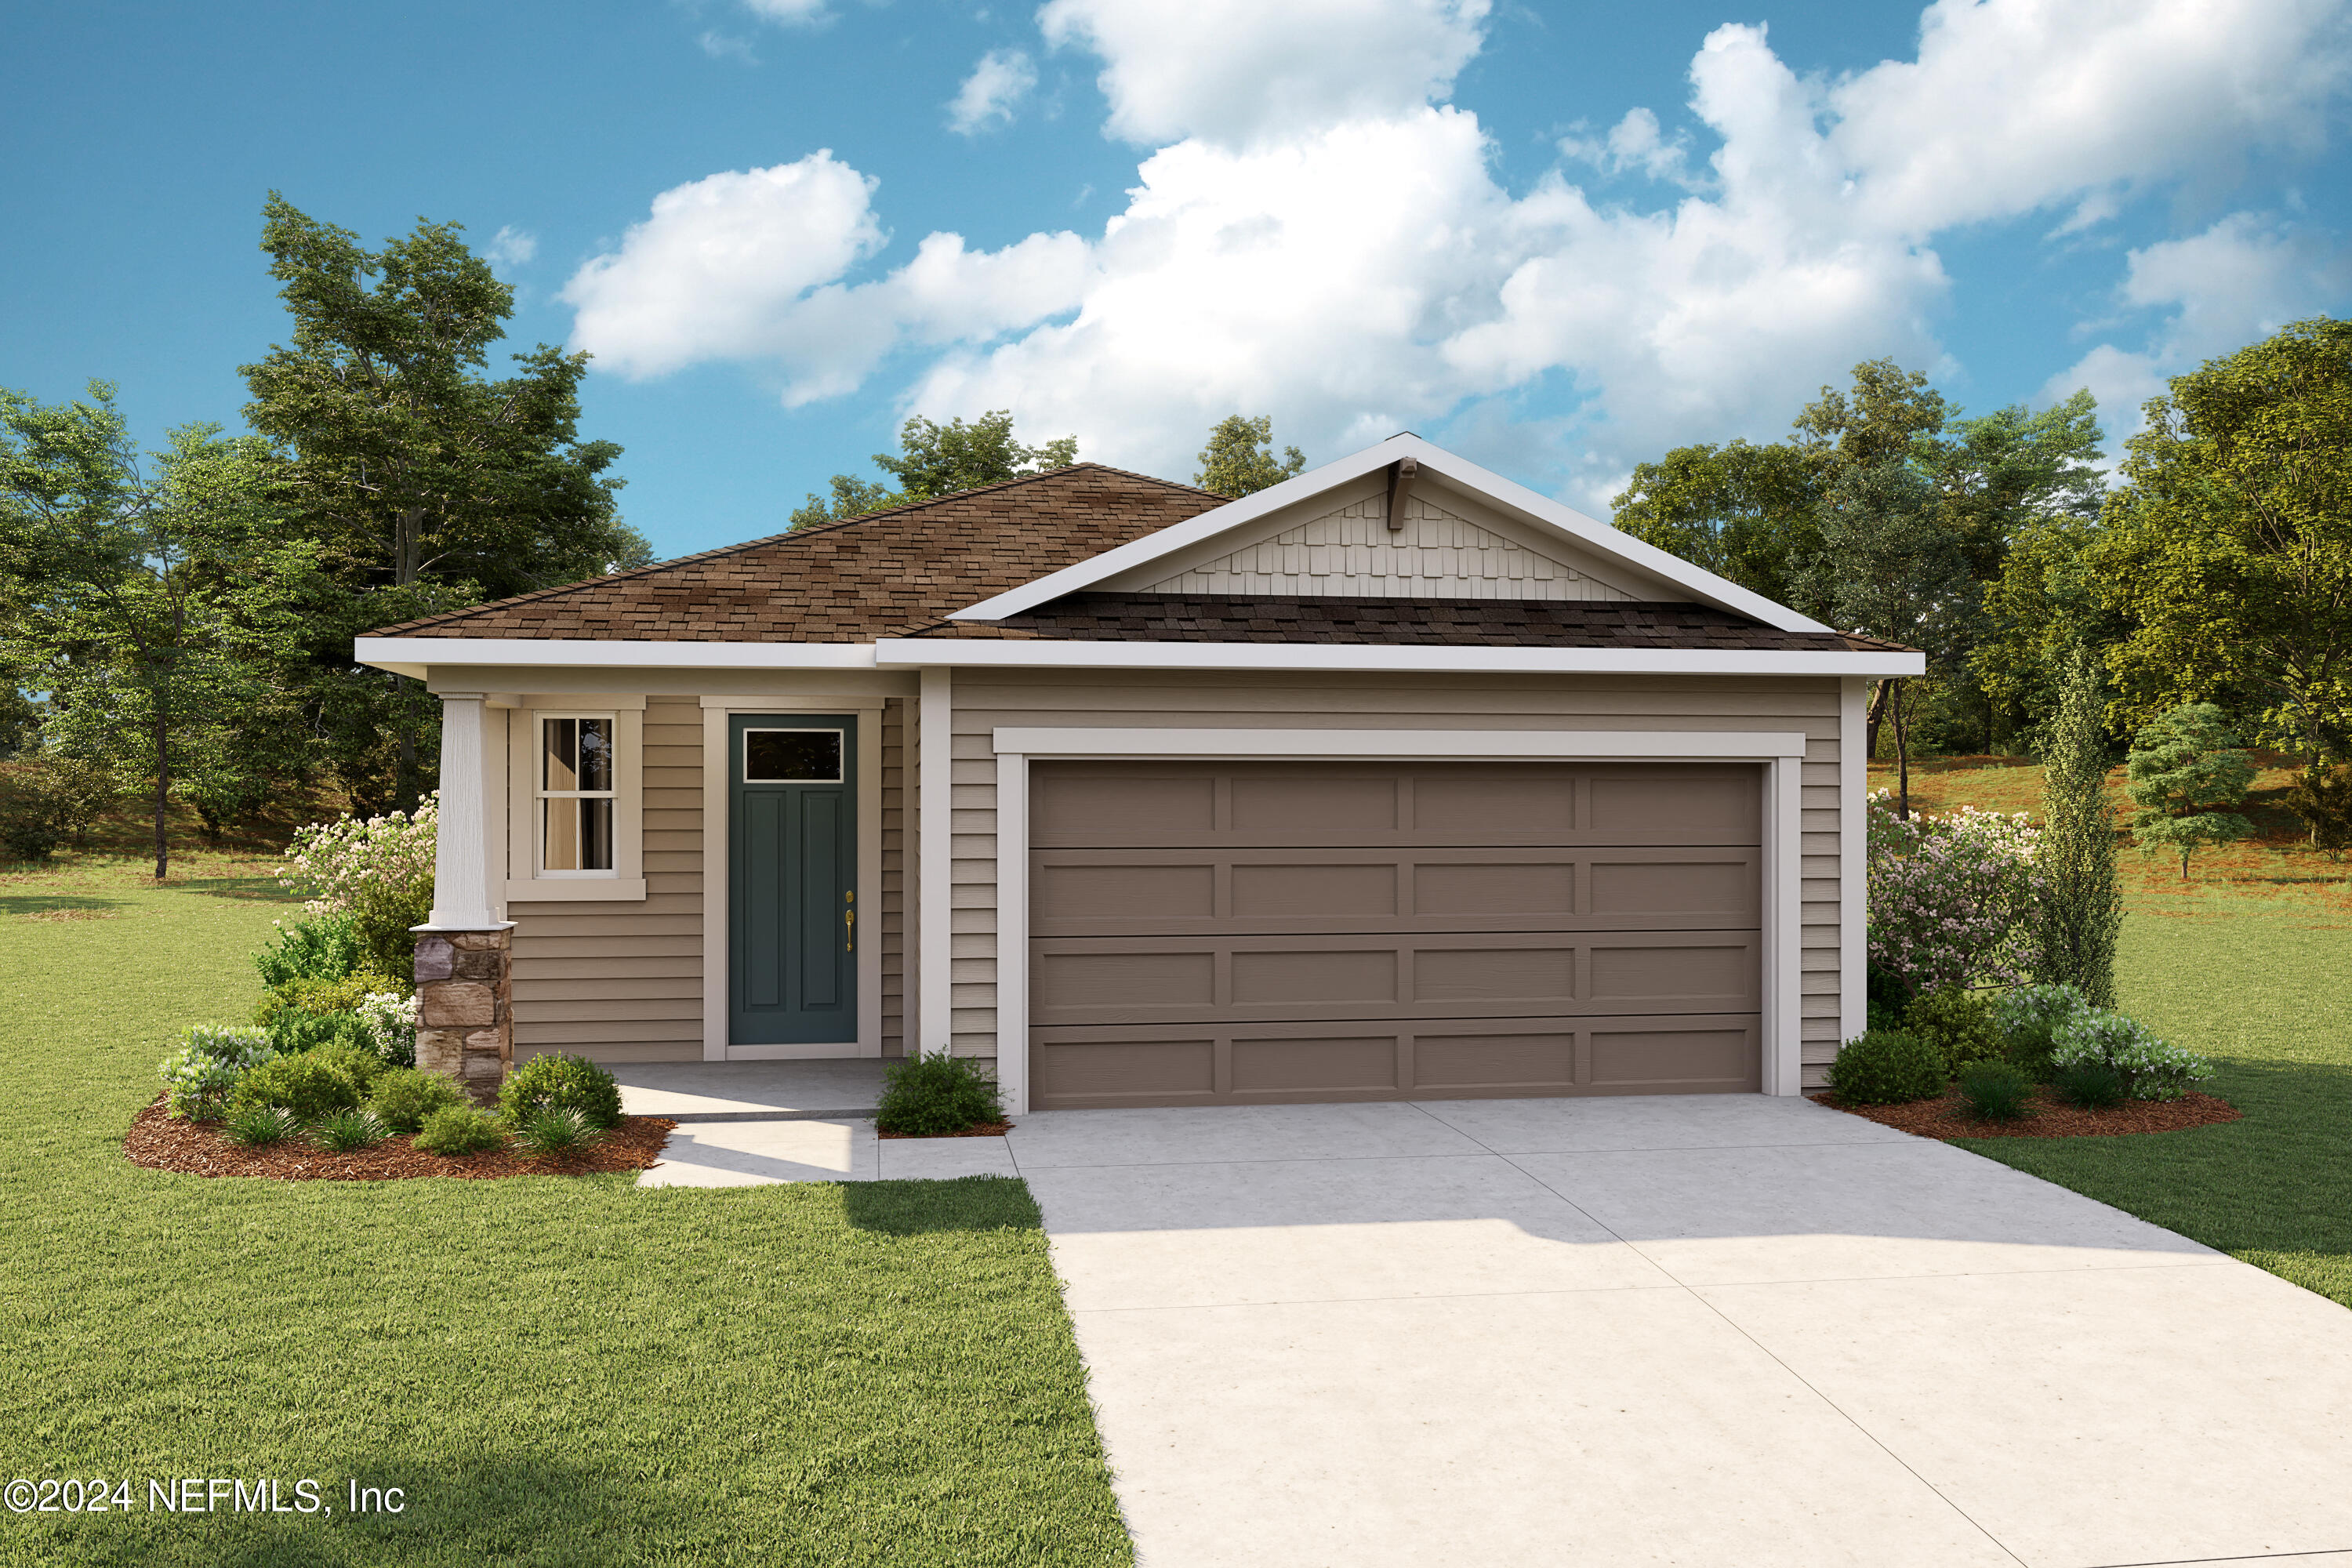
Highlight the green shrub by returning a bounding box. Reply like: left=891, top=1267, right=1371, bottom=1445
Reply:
left=499, top=1054, right=623, bottom=1131
left=0, top=755, right=116, bottom=862
left=414, top=1105, right=506, bottom=1156
left=1904, top=987, right=2008, bottom=1074
left=1824, top=1030, right=1946, bottom=1107
left=231, top=1051, right=366, bottom=1121
left=368, top=1068, right=466, bottom=1134
left=2053, top=1062, right=2127, bottom=1110
left=1957, top=1062, right=2033, bottom=1121
left=511, top=1106, right=603, bottom=1156
left=157, top=1025, right=275, bottom=1120
left=253, top=913, right=366, bottom=989
left=2051, top=1009, right=2212, bottom=1102
left=875, top=1054, right=1005, bottom=1135
left=350, top=877, right=435, bottom=984
left=254, top=971, right=397, bottom=1056
left=1991, top=982, right=2092, bottom=1080
left=224, top=1105, right=300, bottom=1148
left=1864, top=959, right=1911, bottom=1033
left=310, top=1109, right=390, bottom=1152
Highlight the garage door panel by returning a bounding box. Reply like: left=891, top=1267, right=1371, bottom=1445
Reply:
left=1031, top=931, right=1759, bottom=1025
left=1028, top=760, right=1764, bottom=1108
left=1030, top=761, right=1762, bottom=848
left=1029, top=846, right=1759, bottom=937
left=1029, top=1015, right=1762, bottom=1109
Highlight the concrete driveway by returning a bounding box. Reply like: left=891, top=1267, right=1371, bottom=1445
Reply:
left=1013, top=1095, right=2352, bottom=1568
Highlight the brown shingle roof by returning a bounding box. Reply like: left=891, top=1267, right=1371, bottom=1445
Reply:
left=370, top=464, right=1230, bottom=641
left=902, top=593, right=1907, bottom=653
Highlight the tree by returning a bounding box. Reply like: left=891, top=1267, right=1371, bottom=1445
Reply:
left=2031, top=648, right=2123, bottom=1006
left=241, top=194, right=647, bottom=811
left=793, top=410, right=1078, bottom=528
left=1609, top=439, right=1824, bottom=609
left=1791, top=460, right=1980, bottom=817
left=2092, top=318, right=2352, bottom=770
left=1195, top=415, right=1305, bottom=498
left=2125, top=703, right=2258, bottom=879
left=0, top=383, right=310, bottom=879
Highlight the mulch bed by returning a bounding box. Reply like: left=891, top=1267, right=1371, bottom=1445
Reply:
left=1812, top=1087, right=2241, bottom=1140
left=123, top=1096, right=677, bottom=1181
left=877, top=1120, right=1014, bottom=1140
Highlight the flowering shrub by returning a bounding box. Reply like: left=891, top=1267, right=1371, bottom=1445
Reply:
left=281, top=797, right=438, bottom=914
left=158, top=1025, right=275, bottom=1120
left=357, top=990, right=419, bottom=1069
left=281, top=797, right=437, bottom=984
left=2050, top=1010, right=2213, bottom=1102
left=1867, top=791, right=2042, bottom=999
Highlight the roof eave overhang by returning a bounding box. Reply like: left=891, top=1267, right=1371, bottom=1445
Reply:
left=352, top=635, right=883, bottom=678
left=945, top=433, right=1836, bottom=635
left=872, top=637, right=1924, bottom=677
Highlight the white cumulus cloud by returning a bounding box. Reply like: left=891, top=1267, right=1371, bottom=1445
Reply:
left=949, top=49, right=1038, bottom=135
left=485, top=225, right=537, bottom=267
left=566, top=0, right=2352, bottom=503
left=1038, top=0, right=1490, bottom=147
left=741, top=0, right=827, bottom=25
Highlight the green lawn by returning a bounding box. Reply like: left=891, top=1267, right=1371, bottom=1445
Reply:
left=0, top=874, right=1131, bottom=1566
left=1956, top=892, right=2352, bottom=1308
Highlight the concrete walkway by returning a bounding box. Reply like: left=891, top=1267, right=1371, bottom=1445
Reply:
left=633, top=1091, right=2352, bottom=1567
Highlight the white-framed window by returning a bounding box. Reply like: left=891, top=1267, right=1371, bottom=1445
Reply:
left=538, top=713, right=617, bottom=876
left=503, top=695, right=647, bottom=903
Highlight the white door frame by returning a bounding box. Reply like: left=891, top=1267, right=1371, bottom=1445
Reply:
left=700, top=698, right=886, bottom=1062
left=989, top=728, right=1811, bottom=1116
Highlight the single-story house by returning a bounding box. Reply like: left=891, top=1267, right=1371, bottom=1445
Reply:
left=360, top=434, right=1920, bottom=1115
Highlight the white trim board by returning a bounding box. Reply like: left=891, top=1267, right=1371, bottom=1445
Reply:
left=1838, top=677, right=1868, bottom=1048
left=358, top=636, right=880, bottom=678
left=992, top=727, right=1809, bottom=760
left=878, top=639, right=1922, bottom=677
left=950, top=433, right=1834, bottom=633
left=985, top=728, right=1809, bottom=1115
left=699, top=702, right=885, bottom=1063
left=917, top=668, right=954, bottom=1057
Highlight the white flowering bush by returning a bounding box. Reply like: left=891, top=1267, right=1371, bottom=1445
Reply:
left=357, top=989, right=419, bottom=1069
left=1991, top=982, right=2094, bottom=1078
left=2050, top=1010, right=2213, bottom=1102
left=1867, top=791, right=2044, bottom=997
left=158, top=1025, right=275, bottom=1120
left=281, top=797, right=438, bottom=916
left=281, top=796, right=437, bottom=983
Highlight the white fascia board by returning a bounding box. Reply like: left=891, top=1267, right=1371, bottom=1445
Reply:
left=354, top=636, right=880, bottom=674
left=875, top=637, right=1923, bottom=678
left=993, top=727, right=1811, bottom=760
left=948, top=433, right=1832, bottom=634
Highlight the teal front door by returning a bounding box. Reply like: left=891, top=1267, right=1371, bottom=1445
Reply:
left=731, top=714, right=858, bottom=1045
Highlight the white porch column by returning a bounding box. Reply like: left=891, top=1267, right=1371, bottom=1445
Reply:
left=426, top=691, right=502, bottom=930
left=917, top=667, right=954, bottom=1057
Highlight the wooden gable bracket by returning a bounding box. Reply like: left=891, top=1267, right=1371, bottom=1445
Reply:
left=1385, top=456, right=1417, bottom=532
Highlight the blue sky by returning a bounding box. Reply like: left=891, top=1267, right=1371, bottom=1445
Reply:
left=5, top=0, right=2348, bottom=562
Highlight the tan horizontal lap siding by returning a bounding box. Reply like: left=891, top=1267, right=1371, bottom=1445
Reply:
left=948, top=670, right=1849, bottom=1076
left=510, top=695, right=704, bottom=1064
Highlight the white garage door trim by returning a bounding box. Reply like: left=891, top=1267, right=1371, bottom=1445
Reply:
left=990, top=728, right=1809, bottom=1116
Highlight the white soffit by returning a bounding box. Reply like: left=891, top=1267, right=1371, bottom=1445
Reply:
left=949, top=433, right=1833, bottom=634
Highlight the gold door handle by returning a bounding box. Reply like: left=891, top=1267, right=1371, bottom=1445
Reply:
left=844, top=895, right=855, bottom=953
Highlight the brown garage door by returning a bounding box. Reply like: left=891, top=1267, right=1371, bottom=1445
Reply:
left=1028, top=760, right=1763, bottom=1110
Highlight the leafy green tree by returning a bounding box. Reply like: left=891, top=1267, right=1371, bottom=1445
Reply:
left=1791, top=460, right=1980, bottom=816
left=2031, top=648, right=2123, bottom=1006
left=2092, top=318, right=2352, bottom=768
left=2124, top=702, right=2259, bottom=878
left=0, top=383, right=310, bottom=878
left=1195, top=415, right=1305, bottom=498
left=792, top=410, right=1078, bottom=528
left=241, top=194, right=647, bottom=811
left=1610, top=439, right=1824, bottom=609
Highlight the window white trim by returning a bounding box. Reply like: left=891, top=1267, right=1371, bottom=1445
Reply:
left=918, top=668, right=953, bottom=1058
left=504, top=706, right=645, bottom=902
left=1839, top=677, right=1868, bottom=1049
left=985, top=725, right=1809, bottom=1116
left=699, top=701, right=885, bottom=1062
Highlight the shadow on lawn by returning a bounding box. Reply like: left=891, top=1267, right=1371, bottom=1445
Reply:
left=0, top=894, right=129, bottom=917
left=843, top=1174, right=1042, bottom=1236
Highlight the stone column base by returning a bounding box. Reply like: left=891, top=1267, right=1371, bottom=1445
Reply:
left=413, top=925, right=514, bottom=1105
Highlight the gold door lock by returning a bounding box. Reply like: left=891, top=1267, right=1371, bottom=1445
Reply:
left=844, top=890, right=855, bottom=953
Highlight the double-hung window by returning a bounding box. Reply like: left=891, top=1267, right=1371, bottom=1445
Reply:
left=539, top=715, right=616, bottom=875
